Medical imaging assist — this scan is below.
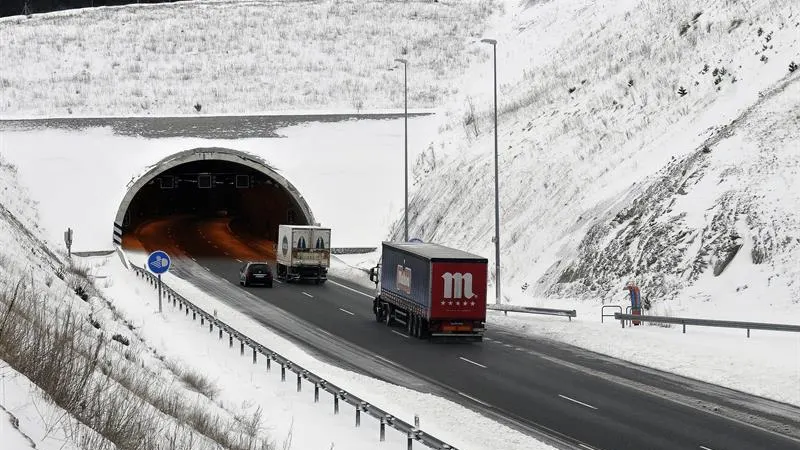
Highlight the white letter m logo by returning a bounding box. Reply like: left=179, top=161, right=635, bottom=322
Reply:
left=442, top=272, right=475, bottom=299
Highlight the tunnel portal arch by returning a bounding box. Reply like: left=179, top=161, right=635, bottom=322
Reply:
left=112, top=147, right=315, bottom=246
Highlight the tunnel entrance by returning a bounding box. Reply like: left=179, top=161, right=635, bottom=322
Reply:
left=113, top=148, right=315, bottom=258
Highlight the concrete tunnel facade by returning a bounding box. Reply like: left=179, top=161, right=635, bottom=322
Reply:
left=112, top=147, right=316, bottom=247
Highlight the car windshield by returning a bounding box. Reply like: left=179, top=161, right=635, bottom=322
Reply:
left=249, top=264, right=270, bottom=274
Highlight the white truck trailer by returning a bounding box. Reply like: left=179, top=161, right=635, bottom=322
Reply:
left=275, top=225, right=331, bottom=284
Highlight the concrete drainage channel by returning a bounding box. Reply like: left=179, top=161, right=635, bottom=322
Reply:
left=130, top=262, right=459, bottom=450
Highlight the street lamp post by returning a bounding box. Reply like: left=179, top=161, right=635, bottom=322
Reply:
left=481, top=38, right=501, bottom=305
left=394, top=58, right=409, bottom=242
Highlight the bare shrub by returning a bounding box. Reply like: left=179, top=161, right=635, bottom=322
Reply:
left=180, top=370, right=220, bottom=400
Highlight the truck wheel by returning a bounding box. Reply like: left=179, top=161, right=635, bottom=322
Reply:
left=385, top=305, right=394, bottom=326
left=374, top=302, right=383, bottom=322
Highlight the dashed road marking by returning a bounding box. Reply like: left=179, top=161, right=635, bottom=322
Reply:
left=459, top=357, right=487, bottom=369
left=328, top=279, right=374, bottom=298
left=515, top=347, right=525, bottom=351
left=559, top=394, right=598, bottom=410
left=457, top=392, right=491, bottom=407
left=302, top=292, right=313, bottom=298
left=339, top=308, right=355, bottom=316
left=699, top=446, right=715, bottom=450
left=503, top=344, right=513, bottom=348
left=205, top=267, right=210, bottom=272
left=391, top=330, right=410, bottom=339
left=236, top=259, right=242, bottom=263
left=191, top=257, right=196, bottom=262
left=579, top=444, right=597, bottom=450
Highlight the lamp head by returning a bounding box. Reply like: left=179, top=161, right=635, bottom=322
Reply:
left=480, top=38, right=497, bottom=45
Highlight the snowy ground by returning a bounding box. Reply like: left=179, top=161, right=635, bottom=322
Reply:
left=1, top=0, right=800, bottom=448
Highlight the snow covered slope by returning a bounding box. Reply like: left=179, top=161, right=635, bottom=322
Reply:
left=407, top=0, right=800, bottom=309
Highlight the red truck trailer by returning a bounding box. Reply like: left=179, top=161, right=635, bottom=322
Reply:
left=371, top=241, right=487, bottom=341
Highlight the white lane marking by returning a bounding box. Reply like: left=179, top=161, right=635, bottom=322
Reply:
left=327, top=279, right=373, bottom=298
left=302, top=292, right=313, bottom=298
left=515, top=347, right=525, bottom=351
left=205, top=267, right=210, bottom=272
left=579, top=444, right=596, bottom=450
left=339, top=308, right=355, bottom=316
left=191, top=257, right=196, bottom=262
left=457, top=391, right=491, bottom=408
left=503, top=343, right=513, bottom=348
left=699, top=446, right=715, bottom=450
left=559, top=394, right=598, bottom=410
left=274, top=279, right=283, bottom=284
left=391, top=330, right=410, bottom=339
left=459, top=357, right=487, bottom=369
left=236, top=259, right=242, bottom=263
left=483, top=337, right=493, bottom=341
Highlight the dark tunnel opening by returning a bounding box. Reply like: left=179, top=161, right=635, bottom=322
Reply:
left=119, top=157, right=311, bottom=256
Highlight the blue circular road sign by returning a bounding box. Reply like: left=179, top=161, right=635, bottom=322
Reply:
left=147, top=250, right=171, bottom=275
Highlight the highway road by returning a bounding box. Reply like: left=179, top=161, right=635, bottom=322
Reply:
left=128, top=215, right=800, bottom=450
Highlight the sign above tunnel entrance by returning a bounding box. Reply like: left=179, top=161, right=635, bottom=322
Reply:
left=147, top=250, right=171, bottom=275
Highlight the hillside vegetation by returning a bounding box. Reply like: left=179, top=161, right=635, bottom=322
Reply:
left=405, top=0, right=800, bottom=309
left=0, top=0, right=501, bottom=117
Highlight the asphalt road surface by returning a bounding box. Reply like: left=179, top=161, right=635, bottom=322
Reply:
left=127, top=215, right=800, bottom=450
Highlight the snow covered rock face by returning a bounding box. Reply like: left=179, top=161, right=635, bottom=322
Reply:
left=408, top=0, right=800, bottom=305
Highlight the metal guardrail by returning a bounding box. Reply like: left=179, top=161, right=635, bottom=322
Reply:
left=600, top=305, right=622, bottom=323
left=487, top=304, right=576, bottom=321
left=130, top=263, right=458, bottom=450
left=614, top=313, right=800, bottom=337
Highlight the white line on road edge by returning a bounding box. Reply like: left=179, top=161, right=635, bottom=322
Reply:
left=459, top=357, right=487, bottom=369
left=327, top=279, right=374, bottom=298
left=699, top=446, right=715, bottom=450
left=559, top=394, right=598, bottom=410
left=302, top=292, right=313, bottom=298
left=391, top=330, right=410, bottom=339
left=457, top=392, right=491, bottom=408
left=579, top=444, right=596, bottom=450
left=339, top=308, right=355, bottom=316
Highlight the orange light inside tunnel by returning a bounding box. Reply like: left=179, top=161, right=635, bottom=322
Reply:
left=122, top=216, right=277, bottom=262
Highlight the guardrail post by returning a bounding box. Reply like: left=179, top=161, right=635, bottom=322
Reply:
left=240, top=341, right=245, bottom=355
left=356, top=403, right=362, bottom=427
left=380, top=417, right=386, bottom=441
left=266, top=354, right=271, bottom=371
left=314, top=383, right=319, bottom=402
left=252, top=347, right=257, bottom=364
left=407, top=432, right=413, bottom=450
left=296, top=372, right=302, bottom=392
left=192, top=311, right=196, bottom=321
left=747, top=328, right=750, bottom=338
left=209, top=321, right=213, bottom=332
left=281, top=364, right=286, bottom=381
left=229, top=334, right=233, bottom=347
left=335, top=391, right=343, bottom=414
left=219, top=328, right=223, bottom=340
left=200, top=316, right=204, bottom=326
left=682, top=322, right=686, bottom=334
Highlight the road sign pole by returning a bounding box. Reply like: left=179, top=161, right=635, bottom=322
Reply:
left=158, top=274, right=162, bottom=313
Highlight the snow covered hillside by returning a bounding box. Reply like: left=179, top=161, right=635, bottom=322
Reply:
left=0, top=0, right=502, bottom=117
left=406, top=0, right=800, bottom=310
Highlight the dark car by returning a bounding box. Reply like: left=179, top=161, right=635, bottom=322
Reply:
left=239, top=262, right=273, bottom=288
